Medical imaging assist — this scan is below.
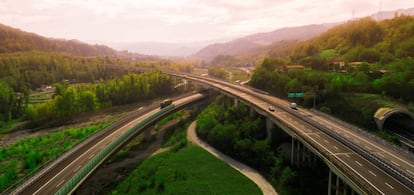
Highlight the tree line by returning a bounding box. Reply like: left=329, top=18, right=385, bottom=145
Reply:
left=26, top=70, right=174, bottom=125
left=196, top=98, right=300, bottom=194
left=196, top=98, right=329, bottom=194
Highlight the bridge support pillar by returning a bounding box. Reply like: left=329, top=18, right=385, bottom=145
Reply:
left=266, top=117, right=273, bottom=143
left=250, top=107, right=256, bottom=119
left=234, top=98, right=238, bottom=106
left=327, top=169, right=356, bottom=195
left=291, top=137, right=318, bottom=168
left=144, top=129, right=151, bottom=142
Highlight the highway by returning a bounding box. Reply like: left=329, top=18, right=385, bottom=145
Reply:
left=13, top=93, right=206, bottom=195
left=171, top=72, right=414, bottom=194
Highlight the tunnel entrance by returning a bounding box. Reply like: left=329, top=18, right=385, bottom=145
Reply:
left=374, top=108, right=414, bottom=152
left=383, top=114, right=414, bottom=139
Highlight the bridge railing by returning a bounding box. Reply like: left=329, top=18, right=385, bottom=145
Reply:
left=56, top=104, right=176, bottom=195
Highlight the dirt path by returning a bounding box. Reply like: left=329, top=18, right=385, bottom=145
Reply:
left=187, top=121, right=278, bottom=195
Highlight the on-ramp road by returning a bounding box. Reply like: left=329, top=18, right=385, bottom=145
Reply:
left=187, top=121, right=278, bottom=195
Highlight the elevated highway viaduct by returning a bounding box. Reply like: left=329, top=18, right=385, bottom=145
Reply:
left=164, top=70, right=414, bottom=195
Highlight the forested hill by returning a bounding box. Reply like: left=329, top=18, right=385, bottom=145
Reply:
left=0, top=23, right=116, bottom=56
left=290, top=14, right=414, bottom=66
left=194, top=24, right=334, bottom=61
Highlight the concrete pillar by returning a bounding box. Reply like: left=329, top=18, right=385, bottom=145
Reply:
left=250, top=106, right=256, bottom=119
left=302, top=144, right=306, bottom=166
left=296, top=140, right=301, bottom=167
left=291, top=138, right=295, bottom=165
left=234, top=98, right=238, bottom=106
left=328, top=170, right=332, bottom=195
left=144, top=129, right=151, bottom=141
left=335, top=175, right=340, bottom=195
left=266, top=117, right=273, bottom=143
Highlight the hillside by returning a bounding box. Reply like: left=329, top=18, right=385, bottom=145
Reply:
left=193, top=24, right=335, bottom=61
left=291, top=14, right=414, bottom=66
left=249, top=14, right=414, bottom=130
left=0, top=23, right=116, bottom=56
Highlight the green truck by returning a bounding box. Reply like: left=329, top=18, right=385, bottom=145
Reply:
left=160, top=99, right=173, bottom=109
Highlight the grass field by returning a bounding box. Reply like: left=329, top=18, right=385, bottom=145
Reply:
left=0, top=122, right=111, bottom=192
left=110, top=146, right=261, bottom=195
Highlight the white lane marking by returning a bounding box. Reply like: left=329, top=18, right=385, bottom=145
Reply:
left=345, top=154, right=350, bottom=158
left=407, top=169, right=414, bottom=175
left=138, top=107, right=144, bottom=110
left=391, top=160, right=401, bottom=167
left=315, top=134, right=320, bottom=138
left=312, top=115, right=414, bottom=168
left=88, top=153, right=95, bottom=160
left=365, top=146, right=372, bottom=150
left=333, top=146, right=339, bottom=150
left=73, top=165, right=82, bottom=173
left=377, top=153, right=385, bottom=158
left=355, top=161, right=363, bottom=167
left=369, top=170, right=377, bottom=177
left=56, top=180, right=65, bottom=188
left=304, top=133, right=385, bottom=194
left=385, top=182, right=394, bottom=189
left=324, top=139, right=329, bottom=143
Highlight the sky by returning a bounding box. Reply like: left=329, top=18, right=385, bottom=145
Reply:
left=0, top=0, right=413, bottom=43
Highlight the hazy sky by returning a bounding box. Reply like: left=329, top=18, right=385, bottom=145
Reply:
left=0, top=0, right=413, bottom=43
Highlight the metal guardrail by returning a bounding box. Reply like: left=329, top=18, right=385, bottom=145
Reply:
left=56, top=104, right=176, bottom=194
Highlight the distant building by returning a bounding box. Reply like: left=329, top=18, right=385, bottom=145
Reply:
left=283, top=65, right=305, bottom=72
left=330, top=60, right=346, bottom=71
left=347, top=62, right=362, bottom=67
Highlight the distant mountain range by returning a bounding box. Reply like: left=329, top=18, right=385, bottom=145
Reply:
left=193, top=24, right=336, bottom=61
left=1, top=7, right=413, bottom=59
left=370, top=7, right=414, bottom=21
left=101, top=41, right=214, bottom=57
left=194, top=7, right=414, bottom=61
left=102, top=7, right=414, bottom=60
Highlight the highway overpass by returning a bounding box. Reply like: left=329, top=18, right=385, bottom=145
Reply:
left=8, top=93, right=209, bottom=195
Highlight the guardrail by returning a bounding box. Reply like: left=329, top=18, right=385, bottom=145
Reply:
left=176, top=72, right=414, bottom=192
left=56, top=104, right=176, bottom=195
left=4, top=105, right=159, bottom=195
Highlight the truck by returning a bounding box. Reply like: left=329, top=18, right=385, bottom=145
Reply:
left=290, top=102, right=297, bottom=110
left=160, top=99, right=173, bottom=109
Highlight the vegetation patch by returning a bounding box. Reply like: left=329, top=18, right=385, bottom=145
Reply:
left=319, top=49, right=337, bottom=59
left=0, top=122, right=111, bottom=192
left=110, top=146, right=261, bottom=195
left=154, top=111, right=184, bottom=131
